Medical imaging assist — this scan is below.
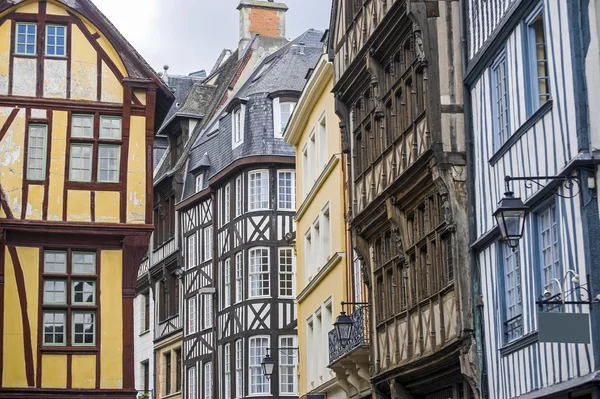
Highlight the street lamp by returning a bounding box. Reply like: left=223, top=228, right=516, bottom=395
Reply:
left=333, top=302, right=369, bottom=346
left=493, top=190, right=528, bottom=250
left=260, top=350, right=276, bottom=379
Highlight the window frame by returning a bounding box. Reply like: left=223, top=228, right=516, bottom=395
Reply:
left=204, top=362, right=212, bottom=399
left=26, top=123, right=48, bottom=181
left=97, top=144, right=121, bottom=183
left=273, top=98, right=296, bottom=138
left=524, top=4, right=551, bottom=115
left=187, top=232, right=198, bottom=270
left=45, top=24, right=67, bottom=57
left=249, top=335, right=270, bottom=395
left=225, top=183, right=231, bottom=224
left=203, top=227, right=212, bottom=261
left=195, top=173, right=204, bottom=193
left=278, top=247, right=295, bottom=298
left=536, top=201, right=562, bottom=297
left=224, top=258, right=232, bottom=308
left=235, top=252, right=244, bottom=303
left=248, top=169, right=270, bottom=211
left=279, top=335, right=298, bottom=395
left=187, top=296, right=197, bottom=334
left=187, top=366, right=197, bottom=399
left=248, top=247, right=270, bottom=298
left=499, top=242, right=523, bottom=342
left=235, top=339, right=243, bottom=398
left=224, top=343, right=232, bottom=399
left=232, top=105, right=245, bottom=148
left=490, top=50, right=510, bottom=151
left=203, top=295, right=213, bottom=330
left=277, top=170, right=296, bottom=211
left=15, top=22, right=37, bottom=55
left=235, top=175, right=243, bottom=217
left=318, top=112, right=328, bottom=171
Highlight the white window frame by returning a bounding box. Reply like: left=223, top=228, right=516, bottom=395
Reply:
left=235, top=252, right=243, bottom=303
left=278, top=247, right=295, bottom=298
left=224, top=343, right=232, bottom=399
left=187, top=366, right=197, bottom=399
left=187, top=297, right=197, bottom=334
left=525, top=5, right=551, bottom=114
left=204, top=295, right=213, bottom=329
left=502, top=242, right=523, bottom=342
left=279, top=335, right=298, bottom=395
left=277, top=170, right=296, bottom=211
left=304, top=229, right=312, bottom=283
left=235, top=339, right=243, bottom=398
left=45, top=24, right=67, bottom=57
left=249, top=336, right=270, bottom=395
left=321, top=203, right=331, bottom=264
left=249, top=247, right=270, bottom=298
left=491, top=52, right=510, bottom=150
left=187, top=232, right=197, bottom=270
left=26, top=124, right=48, bottom=181
left=225, top=183, right=231, bottom=224
left=273, top=97, right=296, bottom=138
left=318, top=112, right=328, bottom=170
left=232, top=105, right=246, bottom=148
left=97, top=144, right=121, bottom=183
left=204, top=227, right=212, bottom=261
left=69, top=143, right=93, bottom=182
left=538, top=202, right=561, bottom=295
left=99, top=116, right=122, bottom=140
left=204, top=362, right=212, bottom=399
left=235, top=175, right=243, bottom=217
left=195, top=174, right=204, bottom=193
left=224, top=258, right=231, bottom=308
left=301, top=144, right=309, bottom=198
left=248, top=170, right=269, bottom=211
left=15, top=22, right=37, bottom=55
left=71, top=114, right=93, bottom=138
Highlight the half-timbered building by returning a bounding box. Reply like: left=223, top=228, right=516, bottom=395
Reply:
left=176, top=28, right=323, bottom=399
left=465, top=0, right=600, bottom=397
left=0, top=0, right=174, bottom=397
left=329, top=0, right=479, bottom=397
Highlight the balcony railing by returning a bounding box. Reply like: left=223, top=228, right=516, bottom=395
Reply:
left=137, top=257, right=149, bottom=280
left=152, top=237, right=177, bottom=267
left=328, top=305, right=370, bottom=365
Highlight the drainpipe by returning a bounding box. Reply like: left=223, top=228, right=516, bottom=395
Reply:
left=458, top=0, right=487, bottom=396
left=153, top=349, right=157, bottom=399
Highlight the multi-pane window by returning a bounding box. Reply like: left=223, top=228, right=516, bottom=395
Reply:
left=46, top=25, right=66, bottom=57
left=195, top=174, right=204, bottom=193
left=233, top=107, right=243, bottom=146
left=503, top=243, right=522, bottom=341
left=277, top=171, right=295, bottom=210
left=279, top=336, right=298, bottom=395
left=492, top=54, right=509, bottom=149
left=225, top=183, right=231, bottom=223
left=69, top=114, right=122, bottom=183
left=539, top=203, right=561, bottom=295
left=204, top=362, right=212, bottom=399
left=187, top=367, right=196, bottom=399
left=26, top=124, right=48, bottom=181
left=15, top=23, right=36, bottom=55
left=224, top=344, right=232, bottom=399
left=204, top=295, right=213, bottom=329
left=249, top=248, right=270, bottom=297
left=235, top=339, right=243, bottom=398
left=165, top=352, right=172, bottom=395
left=235, top=176, right=243, bottom=217
left=321, top=205, right=331, bottom=263
left=188, top=297, right=197, bottom=334
left=278, top=102, right=296, bottom=136
left=187, top=233, right=197, bottom=269
left=353, top=251, right=363, bottom=303
left=279, top=248, right=295, bottom=297
left=302, top=145, right=309, bottom=198
left=204, top=227, right=212, bottom=261
left=249, top=336, right=270, bottom=394
left=249, top=170, right=269, bottom=210
left=527, top=9, right=550, bottom=112
left=224, top=258, right=231, bottom=308
left=235, top=252, right=243, bottom=303
left=42, top=250, right=97, bottom=347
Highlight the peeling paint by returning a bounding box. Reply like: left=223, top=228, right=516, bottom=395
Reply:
left=44, top=59, right=68, bottom=98
left=12, top=58, right=36, bottom=97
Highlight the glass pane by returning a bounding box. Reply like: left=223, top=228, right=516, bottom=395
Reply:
left=72, top=252, right=96, bottom=274
left=73, top=281, right=95, bottom=304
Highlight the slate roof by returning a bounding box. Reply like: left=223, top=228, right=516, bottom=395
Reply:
left=158, top=74, right=204, bottom=133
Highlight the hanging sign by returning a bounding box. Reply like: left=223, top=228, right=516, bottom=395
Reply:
left=538, top=312, right=590, bottom=344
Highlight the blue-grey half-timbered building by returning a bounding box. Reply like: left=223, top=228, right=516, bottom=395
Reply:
left=464, top=0, right=600, bottom=397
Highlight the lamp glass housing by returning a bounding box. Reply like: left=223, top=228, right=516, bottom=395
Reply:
left=334, top=311, right=353, bottom=345
left=261, top=353, right=275, bottom=378
left=494, top=191, right=528, bottom=249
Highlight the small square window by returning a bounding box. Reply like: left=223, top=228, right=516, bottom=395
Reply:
left=43, top=280, right=66, bottom=304
left=72, top=281, right=95, bottom=305
left=15, top=23, right=36, bottom=55
left=69, top=144, right=93, bottom=182
left=72, top=312, right=95, bottom=346
left=100, top=116, right=122, bottom=139
left=72, top=252, right=96, bottom=275
left=44, top=251, right=67, bottom=273
left=97, top=145, right=120, bottom=183
left=72, top=115, right=93, bottom=138
left=46, top=24, right=66, bottom=57
left=43, top=311, right=66, bottom=346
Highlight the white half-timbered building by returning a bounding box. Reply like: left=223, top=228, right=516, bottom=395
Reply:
left=465, top=0, right=600, bottom=397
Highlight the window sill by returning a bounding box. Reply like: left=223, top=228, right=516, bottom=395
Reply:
left=489, top=100, right=553, bottom=166
left=248, top=295, right=272, bottom=300
left=296, top=154, right=341, bottom=221
left=162, top=390, right=182, bottom=399
left=139, top=329, right=150, bottom=337
left=499, top=331, right=538, bottom=357
left=41, top=346, right=98, bottom=354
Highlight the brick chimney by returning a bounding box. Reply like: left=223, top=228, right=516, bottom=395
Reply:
left=238, top=0, right=288, bottom=54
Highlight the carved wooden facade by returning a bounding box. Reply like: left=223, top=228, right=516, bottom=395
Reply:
left=330, top=0, right=478, bottom=397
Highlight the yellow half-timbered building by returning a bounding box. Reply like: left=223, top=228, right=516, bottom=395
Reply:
left=0, top=0, right=173, bottom=397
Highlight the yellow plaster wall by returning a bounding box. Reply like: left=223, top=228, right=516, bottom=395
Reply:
left=133, top=89, right=147, bottom=105
left=41, top=355, right=67, bottom=388
left=70, top=25, right=97, bottom=101
left=2, top=247, right=39, bottom=388
left=66, top=190, right=91, bottom=222
left=46, top=1, right=69, bottom=16
left=0, top=107, right=26, bottom=218
left=126, top=116, right=146, bottom=224
left=47, top=110, right=67, bottom=220
left=0, top=20, right=12, bottom=95
left=96, top=35, right=127, bottom=78
left=101, top=61, right=123, bottom=103
left=16, top=1, right=38, bottom=14
left=72, top=355, right=96, bottom=389
left=25, top=184, right=44, bottom=220
left=95, top=191, right=120, bottom=223
left=100, top=250, right=123, bottom=389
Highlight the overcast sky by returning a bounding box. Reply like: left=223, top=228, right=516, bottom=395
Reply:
left=91, top=0, right=332, bottom=76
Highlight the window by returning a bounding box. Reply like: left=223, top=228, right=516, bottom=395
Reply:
left=526, top=8, right=550, bottom=113
left=279, top=336, right=298, bottom=395
left=204, top=227, right=212, bottom=261
left=45, top=25, right=66, bottom=57
left=235, top=339, right=243, bottom=398
left=188, top=297, right=197, bottom=334
left=196, top=174, right=204, bottom=193
left=204, top=295, right=213, bottom=329
left=312, top=217, right=322, bottom=267
left=274, top=100, right=296, bottom=137
left=204, top=362, right=212, bottom=399
left=304, top=230, right=312, bottom=282
left=309, top=130, right=316, bottom=184
left=225, top=344, right=232, bottom=399
left=69, top=115, right=122, bottom=183
left=187, top=367, right=197, bottom=399
left=225, top=183, right=231, bottom=223
left=249, top=248, right=270, bottom=297
left=159, top=273, right=179, bottom=321
left=232, top=106, right=245, bottom=147
left=249, top=336, right=270, bottom=394
left=353, top=251, right=363, bottom=303
left=277, top=171, right=295, bottom=210
left=302, top=145, right=309, bottom=198
left=279, top=248, right=295, bottom=297
left=318, top=114, right=328, bottom=170
left=538, top=203, right=561, bottom=295
left=142, top=360, right=150, bottom=393
left=235, top=252, right=243, bottom=303
left=249, top=170, right=269, bottom=210
left=15, top=23, right=36, bottom=55
left=491, top=54, right=510, bottom=149
left=165, top=352, right=172, bottom=395
left=175, top=349, right=182, bottom=392
left=235, top=176, right=243, bottom=217
left=321, top=205, right=331, bottom=263
left=502, top=243, right=522, bottom=341
left=187, top=233, right=198, bottom=269
left=143, top=291, right=150, bottom=331
left=42, top=251, right=97, bottom=347
left=224, top=258, right=231, bottom=308
left=26, top=124, right=48, bottom=181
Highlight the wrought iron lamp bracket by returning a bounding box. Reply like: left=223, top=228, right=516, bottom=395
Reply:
left=504, top=174, right=581, bottom=199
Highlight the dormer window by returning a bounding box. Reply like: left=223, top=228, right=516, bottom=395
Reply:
left=195, top=174, right=204, bottom=193
left=232, top=105, right=245, bottom=148
left=273, top=98, right=296, bottom=138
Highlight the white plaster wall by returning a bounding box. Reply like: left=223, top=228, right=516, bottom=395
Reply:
left=44, top=59, right=67, bottom=98
left=12, top=58, right=36, bottom=97
left=134, top=290, right=155, bottom=395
